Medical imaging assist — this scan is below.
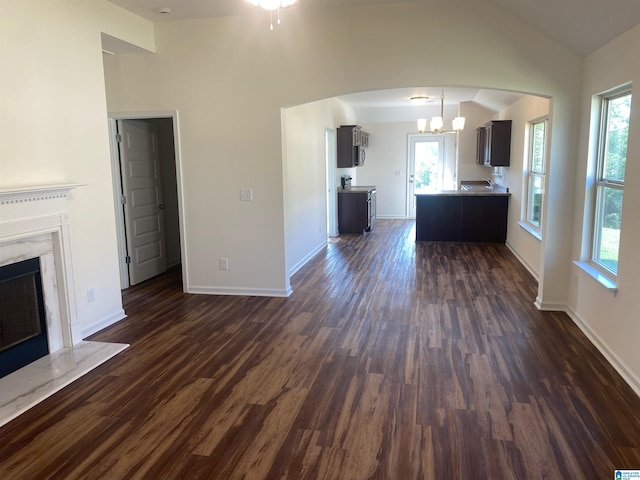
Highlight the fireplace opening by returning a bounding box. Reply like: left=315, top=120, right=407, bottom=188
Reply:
left=0, top=257, right=49, bottom=379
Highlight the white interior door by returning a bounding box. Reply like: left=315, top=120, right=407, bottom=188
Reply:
left=407, top=134, right=445, bottom=218
left=117, top=119, right=167, bottom=285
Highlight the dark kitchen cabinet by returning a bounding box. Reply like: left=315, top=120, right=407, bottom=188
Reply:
left=337, top=125, right=370, bottom=168
left=477, top=120, right=512, bottom=167
left=460, top=196, right=509, bottom=243
left=415, top=194, right=509, bottom=243
left=415, top=195, right=463, bottom=241
left=476, top=126, right=486, bottom=165
left=338, top=188, right=376, bottom=234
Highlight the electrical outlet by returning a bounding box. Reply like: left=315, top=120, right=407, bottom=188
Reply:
left=87, top=287, right=95, bottom=303
left=240, top=188, right=253, bottom=201
left=219, top=258, right=229, bottom=270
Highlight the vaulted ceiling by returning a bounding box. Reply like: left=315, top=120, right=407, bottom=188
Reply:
left=106, top=0, right=640, bottom=116
left=109, top=0, right=640, bottom=57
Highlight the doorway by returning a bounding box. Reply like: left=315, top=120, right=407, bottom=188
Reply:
left=325, top=128, right=338, bottom=237
left=108, top=113, right=184, bottom=289
left=407, top=134, right=445, bottom=218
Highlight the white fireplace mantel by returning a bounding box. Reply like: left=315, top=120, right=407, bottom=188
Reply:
left=0, top=184, right=84, bottom=349
left=0, top=184, right=84, bottom=226
left=0, top=184, right=84, bottom=203
left=0, top=184, right=129, bottom=428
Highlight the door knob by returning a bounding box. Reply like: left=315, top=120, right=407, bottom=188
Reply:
left=159, top=204, right=165, bottom=210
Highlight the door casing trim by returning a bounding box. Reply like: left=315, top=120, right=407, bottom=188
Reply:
left=107, top=110, right=186, bottom=291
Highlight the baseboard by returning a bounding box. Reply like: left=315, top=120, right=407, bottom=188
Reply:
left=564, top=307, right=640, bottom=398
left=505, top=241, right=539, bottom=281
left=534, top=299, right=567, bottom=311
left=288, top=243, right=326, bottom=277
left=187, top=285, right=293, bottom=297
left=80, top=309, right=127, bottom=338
left=376, top=215, right=408, bottom=219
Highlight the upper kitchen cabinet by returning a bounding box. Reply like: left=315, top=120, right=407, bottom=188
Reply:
left=477, top=120, right=512, bottom=167
left=337, top=125, right=370, bottom=168
left=476, top=126, right=487, bottom=165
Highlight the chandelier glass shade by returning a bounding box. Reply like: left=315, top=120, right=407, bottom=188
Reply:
left=247, top=0, right=297, bottom=29
left=247, top=0, right=297, bottom=10
left=416, top=90, right=465, bottom=134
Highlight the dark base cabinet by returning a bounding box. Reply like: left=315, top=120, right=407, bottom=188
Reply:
left=461, top=196, right=509, bottom=242
left=338, top=189, right=376, bottom=234
left=416, top=195, right=509, bottom=243
left=416, top=195, right=463, bottom=241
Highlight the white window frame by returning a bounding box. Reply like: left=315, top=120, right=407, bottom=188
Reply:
left=523, top=117, right=547, bottom=237
left=590, top=87, right=631, bottom=279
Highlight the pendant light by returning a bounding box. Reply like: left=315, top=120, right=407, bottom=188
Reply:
left=415, top=89, right=465, bottom=134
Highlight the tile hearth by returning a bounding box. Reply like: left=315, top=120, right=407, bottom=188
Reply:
left=0, top=341, right=128, bottom=427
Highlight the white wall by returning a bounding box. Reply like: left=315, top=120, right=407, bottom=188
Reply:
left=357, top=122, right=412, bottom=218
left=500, top=96, right=550, bottom=278
left=0, top=0, right=154, bottom=338
left=283, top=98, right=355, bottom=275
left=569, top=24, right=640, bottom=394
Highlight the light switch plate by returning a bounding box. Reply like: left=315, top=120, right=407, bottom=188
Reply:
left=240, top=188, right=253, bottom=201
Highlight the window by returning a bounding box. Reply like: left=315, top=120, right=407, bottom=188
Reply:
left=592, top=89, right=631, bottom=276
left=525, top=119, right=547, bottom=232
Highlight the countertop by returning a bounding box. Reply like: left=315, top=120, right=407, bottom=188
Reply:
left=416, top=181, right=510, bottom=197
left=339, top=185, right=377, bottom=193
left=416, top=189, right=510, bottom=197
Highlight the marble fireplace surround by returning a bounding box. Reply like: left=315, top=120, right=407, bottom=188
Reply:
left=0, top=185, right=128, bottom=427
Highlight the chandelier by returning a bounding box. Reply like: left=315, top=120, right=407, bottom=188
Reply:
left=247, top=0, right=298, bottom=30
left=415, top=90, right=465, bottom=134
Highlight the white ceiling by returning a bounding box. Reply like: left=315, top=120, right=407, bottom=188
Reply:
left=490, top=0, right=640, bottom=57
left=106, top=0, right=640, bottom=116
left=109, top=0, right=415, bottom=22
left=336, top=87, right=527, bottom=122
left=108, top=0, right=640, bottom=57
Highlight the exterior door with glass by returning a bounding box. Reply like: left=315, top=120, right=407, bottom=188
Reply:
left=408, top=134, right=445, bottom=218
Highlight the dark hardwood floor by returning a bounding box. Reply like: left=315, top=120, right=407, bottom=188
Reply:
left=1, top=219, right=639, bottom=479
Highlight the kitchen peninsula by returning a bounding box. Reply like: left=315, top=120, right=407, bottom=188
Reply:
left=415, top=181, right=510, bottom=243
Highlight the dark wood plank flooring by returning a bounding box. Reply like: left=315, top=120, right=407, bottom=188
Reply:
left=1, top=220, right=639, bottom=479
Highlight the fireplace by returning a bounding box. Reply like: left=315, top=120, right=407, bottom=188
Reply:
left=0, top=257, right=49, bottom=378
left=0, top=184, right=129, bottom=427
left=0, top=185, right=82, bottom=353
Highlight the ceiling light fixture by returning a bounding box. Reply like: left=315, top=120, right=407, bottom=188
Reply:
left=247, top=0, right=298, bottom=30
left=410, top=96, right=430, bottom=106
left=417, top=89, right=465, bottom=134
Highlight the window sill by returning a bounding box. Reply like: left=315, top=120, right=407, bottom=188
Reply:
left=573, top=261, right=618, bottom=294
left=518, top=221, right=542, bottom=241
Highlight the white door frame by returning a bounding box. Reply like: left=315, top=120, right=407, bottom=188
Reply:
left=108, top=110, right=187, bottom=291
left=407, top=133, right=445, bottom=218
left=325, top=128, right=338, bottom=237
